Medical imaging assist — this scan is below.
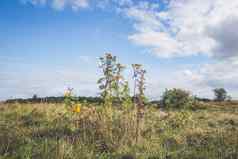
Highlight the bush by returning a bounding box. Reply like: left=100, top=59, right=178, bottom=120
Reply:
left=161, top=88, right=194, bottom=109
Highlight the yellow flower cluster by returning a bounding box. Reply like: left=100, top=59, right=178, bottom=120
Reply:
left=72, top=104, right=81, bottom=113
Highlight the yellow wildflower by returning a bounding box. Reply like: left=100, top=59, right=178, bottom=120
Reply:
left=73, top=104, right=81, bottom=113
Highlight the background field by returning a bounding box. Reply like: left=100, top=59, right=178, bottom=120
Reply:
left=0, top=101, right=238, bottom=159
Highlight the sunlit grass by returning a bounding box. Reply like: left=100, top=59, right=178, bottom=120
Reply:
left=0, top=102, right=238, bottom=159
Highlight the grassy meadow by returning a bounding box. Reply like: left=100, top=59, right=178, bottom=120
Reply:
left=0, top=101, right=238, bottom=159
left=2, top=1, right=238, bottom=158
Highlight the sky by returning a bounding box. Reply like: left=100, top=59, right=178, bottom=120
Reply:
left=1, top=0, right=238, bottom=100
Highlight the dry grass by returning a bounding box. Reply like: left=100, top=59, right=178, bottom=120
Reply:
left=0, top=102, right=238, bottom=159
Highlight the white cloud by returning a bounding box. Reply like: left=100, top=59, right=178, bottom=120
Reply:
left=100, top=0, right=134, bottom=8
left=52, top=0, right=65, bottom=9
left=129, top=31, right=182, bottom=58
left=22, top=0, right=135, bottom=11
left=124, top=0, right=238, bottom=59
left=178, top=59, right=238, bottom=99
left=22, top=0, right=90, bottom=10
left=122, top=0, right=238, bottom=99
left=70, top=0, right=89, bottom=10
left=0, top=68, right=98, bottom=100
left=207, top=17, right=238, bottom=59
left=21, top=0, right=47, bottom=5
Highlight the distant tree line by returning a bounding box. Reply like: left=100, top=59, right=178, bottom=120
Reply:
left=5, top=95, right=103, bottom=104
left=4, top=87, right=232, bottom=105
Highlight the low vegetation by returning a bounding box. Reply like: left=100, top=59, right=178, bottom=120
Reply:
left=161, top=88, right=194, bottom=109
left=1, top=102, right=238, bottom=159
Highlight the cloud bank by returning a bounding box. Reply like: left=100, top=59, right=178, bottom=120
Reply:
left=13, top=0, right=238, bottom=100
left=124, top=0, right=238, bottom=59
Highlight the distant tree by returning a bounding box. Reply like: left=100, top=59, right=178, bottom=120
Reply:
left=32, top=94, right=38, bottom=100
left=227, top=95, right=232, bottom=102
left=213, top=88, right=227, bottom=102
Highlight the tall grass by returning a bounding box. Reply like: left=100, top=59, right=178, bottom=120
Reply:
left=0, top=102, right=238, bottom=159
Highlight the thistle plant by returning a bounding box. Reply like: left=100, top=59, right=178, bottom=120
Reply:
left=132, top=64, right=147, bottom=108
left=132, top=64, right=147, bottom=143
left=98, top=53, right=117, bottom=106
left=97, top=53, right=117, bottom=141
left=98, top=53, right=127, bottom=106
left=113, top=63, right=126, bottom=101
left=98, top=53, right=133, bottom=143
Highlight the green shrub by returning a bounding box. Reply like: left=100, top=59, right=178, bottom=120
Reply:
left=161, top=88, right=194, bottom=109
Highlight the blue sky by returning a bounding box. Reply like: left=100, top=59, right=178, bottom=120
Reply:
left=1, top=0, right=238, bottom=100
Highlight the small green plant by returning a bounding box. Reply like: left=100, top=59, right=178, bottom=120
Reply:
left=161, top=88, right=194, bottom=109
left=64, top=88, right=74, bottom=108
left=121, top=81, right=133, bottom=111
left=63, top=88, right=82, bottom=119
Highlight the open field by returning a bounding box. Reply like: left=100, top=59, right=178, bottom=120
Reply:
left=0, top=102, right=238, bottom=159
left=2, top=1, right=238, bottom=159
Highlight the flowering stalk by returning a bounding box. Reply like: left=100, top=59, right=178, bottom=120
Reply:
left=132, top=64, right=146, bottom=143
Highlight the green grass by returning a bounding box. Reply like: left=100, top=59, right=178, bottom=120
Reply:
left=0, top=102, right=238, bottom=159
